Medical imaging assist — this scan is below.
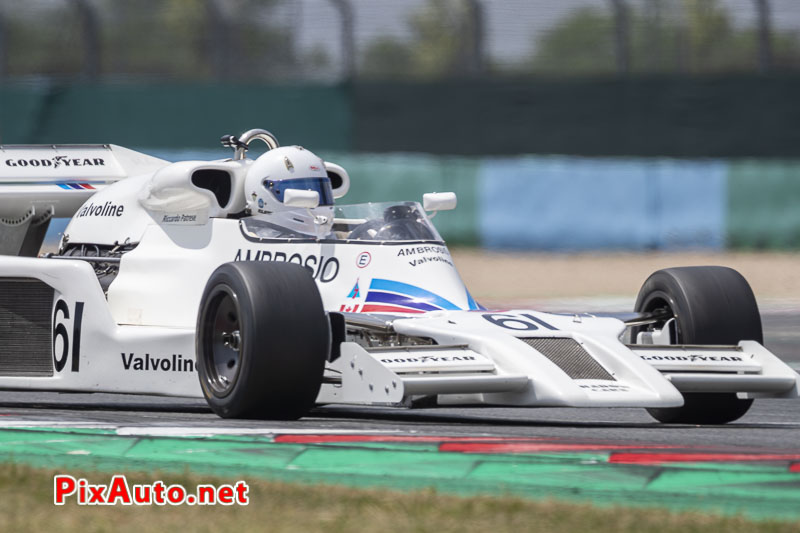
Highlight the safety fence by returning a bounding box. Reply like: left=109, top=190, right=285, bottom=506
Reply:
left=4, top=79, right=800, bottom=158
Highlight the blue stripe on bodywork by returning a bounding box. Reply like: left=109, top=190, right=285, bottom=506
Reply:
left=366, top=291, right=443, bottom=312
left=466, top=290, right=485, bottom=311
left=369, top=279, right=461, bottom=311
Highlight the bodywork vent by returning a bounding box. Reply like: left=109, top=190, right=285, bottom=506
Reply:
left=521, top=338, right=615, bottom=381
left=0, top=279, right=54, bottom=376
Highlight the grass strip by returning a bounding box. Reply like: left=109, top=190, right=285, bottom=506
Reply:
left=1, top=463, right=799, bottom=533
left=2, top=427, right=800, bottom=520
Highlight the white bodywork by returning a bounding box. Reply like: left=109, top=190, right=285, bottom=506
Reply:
left=0, top=140, right=798, bottom=412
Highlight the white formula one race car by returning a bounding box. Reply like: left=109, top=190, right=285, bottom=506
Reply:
left=0, top=129, right=798, bottom=423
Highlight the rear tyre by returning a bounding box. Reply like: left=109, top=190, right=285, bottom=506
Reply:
left=196, top=262, right=328, bottom=419
left=633, top=266, right=761, bottom=424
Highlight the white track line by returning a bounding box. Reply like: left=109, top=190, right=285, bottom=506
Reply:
left=0, top=420, right=117, bottom=429
left=114, top=427, right=407, bottom=437
left=0, top=421, right=409, bottom=438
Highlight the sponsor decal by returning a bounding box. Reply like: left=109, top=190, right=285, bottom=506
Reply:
left=356, top=251, right=371, bottom=268
left=5, top=156, right=105, bottom=168
left=578, top=383, right=630, bottom=392
left=396, top=245, right=448, bottom=257
left=397, top=245, right=454, bottom=268
left=77, top=201, right=124, bottom=218
left=121, top=353, right=195, bottom=373
left=407, top=255, right=454, bottom=267
left=340, top=279, right=363, bottom=311
left=234, top=249, right=339, bottom=282
left=379, top=355, right=477, bottom=364
left=347, top=279, right=360, bottom=299
left=638, top=354, right=744, bottom=363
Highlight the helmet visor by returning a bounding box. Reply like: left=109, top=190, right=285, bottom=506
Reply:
left=263, top=177, right=334, bottom=206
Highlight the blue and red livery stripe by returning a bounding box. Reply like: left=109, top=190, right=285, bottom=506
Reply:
left=363, top=279, right=462, bottom=313
left=57, top=182, right=95, bottom=190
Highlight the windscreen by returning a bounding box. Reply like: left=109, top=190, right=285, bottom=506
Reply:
left=332, top=202, right=443, bottom=242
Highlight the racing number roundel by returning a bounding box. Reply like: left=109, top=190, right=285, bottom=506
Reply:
left=356, top=251, right=371, bottom=268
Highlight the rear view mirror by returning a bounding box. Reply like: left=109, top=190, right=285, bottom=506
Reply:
left=423, top=192, right=457, bottom=212
left=325, top=161, right=351, bottom=199
left=284, top=189, right=320, bottom=208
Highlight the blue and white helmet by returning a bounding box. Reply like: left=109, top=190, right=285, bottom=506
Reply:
left=244, top=146, right=334, bottom=237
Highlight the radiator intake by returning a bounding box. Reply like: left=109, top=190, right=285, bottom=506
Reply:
left=0, top=279, right=54, bottom=376
left=520, top=338, right=615, bottom=381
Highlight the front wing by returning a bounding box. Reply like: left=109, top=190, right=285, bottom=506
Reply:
left=319, top=311, right=800, bottom=408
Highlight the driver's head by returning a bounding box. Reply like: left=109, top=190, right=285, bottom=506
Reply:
left=244, top=146, right=334, bottom=237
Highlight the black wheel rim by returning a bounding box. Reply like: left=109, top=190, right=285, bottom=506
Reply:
left=201, top=285, right=243, bottom=397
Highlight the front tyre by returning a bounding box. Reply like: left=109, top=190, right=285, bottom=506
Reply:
left=196, top=262, right=328, bottom=419
left=634, top=266, right=761, bottom=424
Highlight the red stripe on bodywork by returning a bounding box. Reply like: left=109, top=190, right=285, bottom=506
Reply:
left=360, top=304, right=424, bottom=314
left=609, top=452, right=800, bottom=464
left=80, top=183, right=95, bottom=189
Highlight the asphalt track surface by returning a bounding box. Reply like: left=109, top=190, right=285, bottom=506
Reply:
left=0, top=313, right=797, bottom=451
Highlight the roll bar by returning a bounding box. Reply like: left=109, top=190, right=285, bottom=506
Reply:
left=220, top=129, right=280, bottom=160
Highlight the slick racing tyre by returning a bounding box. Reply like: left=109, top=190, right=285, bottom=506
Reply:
left=196, top=261, right=328, bottom=419
left=633, top=266, right=762, bottom=424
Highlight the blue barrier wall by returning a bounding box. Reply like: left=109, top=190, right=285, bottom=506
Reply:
left=478, top=157, right=726, bottom=251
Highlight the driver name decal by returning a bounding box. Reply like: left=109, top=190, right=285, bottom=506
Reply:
left=162, top=214, right=197, bottom=223
left=234, top=249, right=339, bottom=282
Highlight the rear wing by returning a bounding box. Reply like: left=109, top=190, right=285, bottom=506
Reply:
left=0, top=144, right=168, bottom=256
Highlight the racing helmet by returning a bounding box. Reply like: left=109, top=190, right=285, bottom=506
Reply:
left=244, top=146, right=335, bottom=237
